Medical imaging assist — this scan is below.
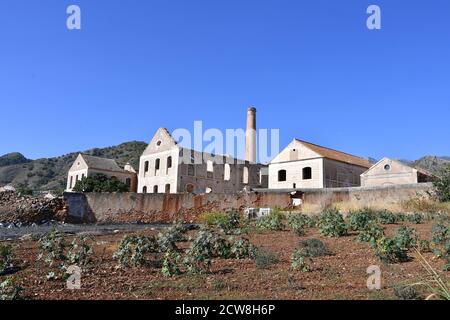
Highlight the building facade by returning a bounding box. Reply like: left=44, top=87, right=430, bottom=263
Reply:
left=137, top=128, right=267, bottom=194
left=66, top=154, right=138, bottom=192
left=361, top=158, right=434, bottom=187
left=268, top=139, right=372, bottom=189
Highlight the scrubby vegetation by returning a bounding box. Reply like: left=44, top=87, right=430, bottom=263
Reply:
left=251, top=247, right=279, bottom=269
left=377, top=210, right=398, bottom=225
left=113, top=235, right=159, bottom=267
left=0, top=244, right=14, bottom=275
left=256, top=210, right=285, bottom=231
left=434, top=165, right=450, bottom=203
left=373, top=226, right=417, bottom=264
left=348, top=209, right=376, bottom=231
left=297, top=239, right=331, bottom=257
left=0, top=277, right=23, bottom=300
left=287, top=214, right=315, bottom=236
left=430, top=221, right=450, bottom=270
left=319, top=209, right=348, bottom=237
left=73, top=174, right=129, bottom=193
left=291, top=250, right=311, bottom=272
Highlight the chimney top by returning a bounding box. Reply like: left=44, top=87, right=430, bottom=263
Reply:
left=248, top=106, right=256, bottom=112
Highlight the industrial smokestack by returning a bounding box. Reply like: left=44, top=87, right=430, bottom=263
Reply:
left=245, top=107, right=257, bottom=163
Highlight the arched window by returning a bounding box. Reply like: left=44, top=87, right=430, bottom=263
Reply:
left=278, top=170, right=287, bottom=182
left=125, top=178, right=131, bottom=189
left=144, top=161, right=149, bottom=173
left=167, top=156, right=172, bottom=169
left=243, top=167, right=249, bottom=184
left=153, top=185, right=159, bottom=193
left=155, top=159, right=160, bottom=170
left=165, top=184, right=171, bottom=194
left=142, top=186, right=147, bottom=194
left=69, top=176, right=73, bottom=189
left=303, top=167, right=312, bottom=180
left=224, top=163, right=231, bottom=181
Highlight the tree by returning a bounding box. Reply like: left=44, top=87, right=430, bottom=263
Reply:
left=73, top=174, right=129, bottom=193
left=434, top=165, right=450, bottom=202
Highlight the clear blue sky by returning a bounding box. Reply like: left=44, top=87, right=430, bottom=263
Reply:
left=1, top=0, right=449, bottom=161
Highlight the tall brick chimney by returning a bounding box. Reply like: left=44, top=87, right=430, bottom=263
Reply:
left=245, top=107, right=257, bottom=163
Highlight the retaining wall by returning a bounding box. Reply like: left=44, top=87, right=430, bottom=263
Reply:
left=64, top=183, right=433, bottom=223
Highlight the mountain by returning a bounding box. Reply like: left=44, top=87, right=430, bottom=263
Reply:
left=0, top=141, right=147, bottom=191
left=0, top=153, right=31, bottom=167
left=411, top=156, right=450, bottom=176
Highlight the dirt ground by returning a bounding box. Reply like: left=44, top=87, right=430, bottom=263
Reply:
left=1, top=221, right=448, bottom=300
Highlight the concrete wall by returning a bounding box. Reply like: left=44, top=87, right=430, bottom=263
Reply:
left=64, top=183, right=433, bottom=223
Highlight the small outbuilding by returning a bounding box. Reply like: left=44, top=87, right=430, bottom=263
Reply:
left=360, top=157, right=434, bottom=187
left=66, top=154, right=138, bottom=192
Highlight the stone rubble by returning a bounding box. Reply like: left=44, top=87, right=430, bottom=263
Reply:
left=0, top=191, right=68, bottom=224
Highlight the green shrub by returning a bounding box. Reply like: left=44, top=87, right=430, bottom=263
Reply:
left=113, top=235, right=159, bottom=267
left=0, top=277, right=23, bottom=300
left=291, top=249, right=311, bottom=272
left=256, top=211, right=285, bottom=231
left=200, top=211, right=242, bottom=235
left=418, top=239, right=431, bottom=253
left=394, top=284, right=419, bottom=300
left=0, top=244, right=14, bottom=274
left=73, top=173, right=129, bottom=193
left=319, top=209, right=348, bottom=237
left=396, top=213, right=407, bottom=222
left=377, top=210, right=398, bottom=225
left=297, top=239, right=331, bottom=257
left=201, top=212, right=230, bottom=226
left=434, top=165, right=450, bottom=202
left=374, top=237, right=409, bottom=264
left=67, top=236, right=93, bottom=267
left=356, top=221, right=385, bottom=245
left=157, top=221, right=187, bottom=252
left=406, top=213, right=423, bottom=224
left=251, top=248, right=279, bottom=269
left=348, top=209, right=376, bottom=231
left=288, top=214, right=315, bottom=236
left=161, top=250, right=182, bottom=277
left=183, top=230, right=231, bottom=274
left=36, top=228, right=67, bottom=267
left=430, top=222, right=450, bottom=270
left=230, top=238, right=255, bottom=259
left=395, top=226, right=418, bottom=250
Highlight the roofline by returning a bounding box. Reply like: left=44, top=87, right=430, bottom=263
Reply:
left=294, top=139, right=370, bottom=163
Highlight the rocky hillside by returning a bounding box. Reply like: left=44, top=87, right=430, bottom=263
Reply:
left=411, top=156, right=450, bottom=176
left=0, top=141, right=147, bottom=191
left=0, top=152, right=31, bottom=167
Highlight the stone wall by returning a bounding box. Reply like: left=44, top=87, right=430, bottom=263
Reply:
left=64, top=183, right=434, bottom=223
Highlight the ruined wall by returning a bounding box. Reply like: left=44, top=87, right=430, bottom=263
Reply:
left=64, top=183, right=434, bottom=223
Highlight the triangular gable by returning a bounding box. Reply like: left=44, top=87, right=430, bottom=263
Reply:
left=270, top=139, right=322, bottom=164
left=361, top=157, right=416, bottom=176
left=142, top=128, right=178, bottom=156
left=68, top=154, right=88, bottom=172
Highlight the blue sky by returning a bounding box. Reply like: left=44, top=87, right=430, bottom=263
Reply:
left=0, top=0, right=449, bottom=161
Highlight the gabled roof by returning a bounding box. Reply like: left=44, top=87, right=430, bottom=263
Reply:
left=362, top=157, right=435, bottom=177
left=80, top=154, right=125, bottom=172
left=294, top=139, right=372, bottom=168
